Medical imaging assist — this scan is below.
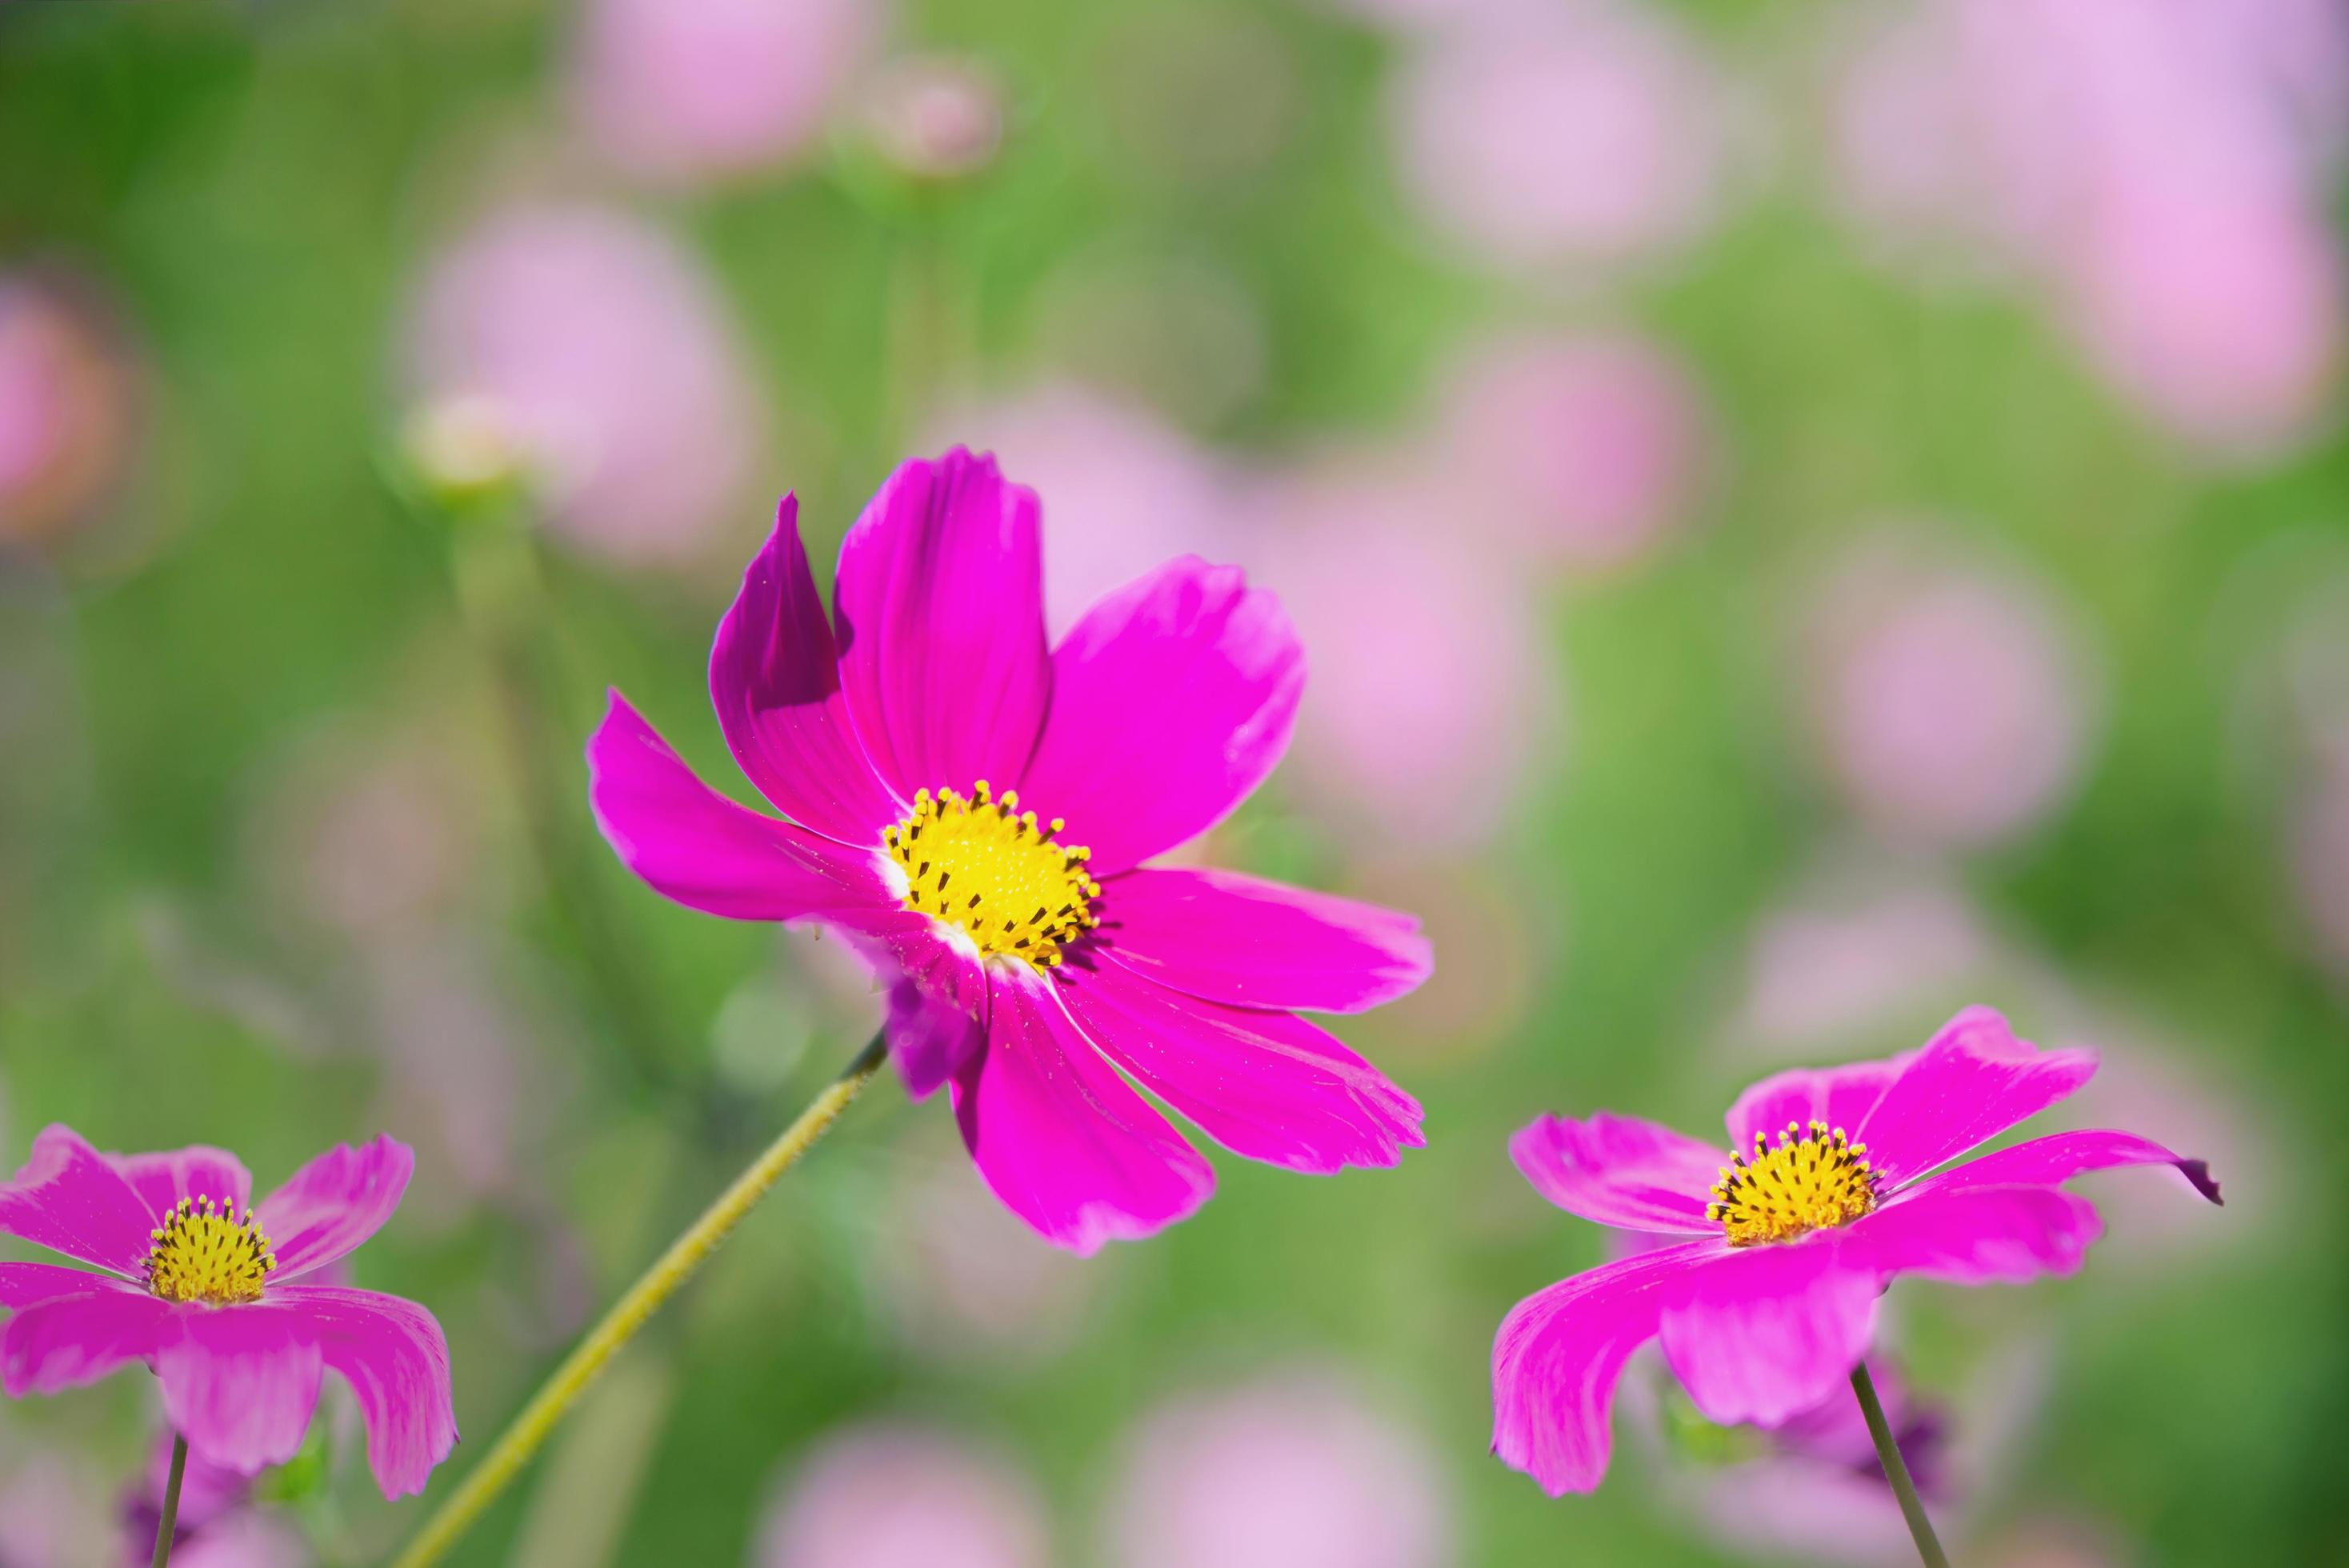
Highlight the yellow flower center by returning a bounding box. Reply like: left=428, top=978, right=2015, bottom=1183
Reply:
left=1707, top=1120, right=1880, bottom=1247
left=145, top=1195, right=277, bottom=1305
left=883, top=782, right=1101, bottom=967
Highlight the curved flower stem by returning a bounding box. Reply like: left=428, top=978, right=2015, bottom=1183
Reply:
left=1851, top=1360, right=1951, bottom=1568
left=150, top=1434, right=187, bottom=1568
left=391, top=1030, right=891, bottom=1568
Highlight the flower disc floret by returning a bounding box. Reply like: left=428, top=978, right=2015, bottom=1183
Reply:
left=144, top=1194, right=276, bottom=1304
left=885, top=782, right=1101, bottom=966
left=1707, top=1120, right=1879, bottom=1247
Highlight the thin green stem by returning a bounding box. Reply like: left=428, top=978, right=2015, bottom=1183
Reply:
left=150, top=1433, right=187, bottom=1568
left=390, top=1030, right=890, bottom=1568
left=1851, top=1360, right=1951, bottom=1568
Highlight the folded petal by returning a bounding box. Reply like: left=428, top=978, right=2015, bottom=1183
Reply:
left=710, top=495, right=905, bottom=843
left=834, top=911, right=991, bottom=1100
left=272, top=1285, right=458, bottom=1499
left=1058, top=960, right=1423, bottom=1174
left=1656, top=1236, right=1880, bottom=1428
left=155, top=1304, right=324, bottom=1474
left=950, top=968, right=1215, bottom=1254
left=1509, top=1114, right=1724, bottom=1234
left=0, top=1261, right=119, bottom=1308
left=588, top=694, right=898, bottom=921
left=1847, top=1185, right=2103, bottom=1285
left=833, top=450, right=1053, bottom=798
left=1725, top=1058, right=1907, bottom=1154
left=108, top=1146, right=254, bottom=1225
left=254, top=1137, right=413, bottom=1281
left=1895, top=1128, right=2222, bottom=1206
left=0, top=1124, right=155, bottom=1277
left=1491, top=1240, right=1719, bottom=1496
left=1098, top=867, right=1432, bottom=1014
left=0, top=1278, right=170, bottom=1394
left=1022, top=557, right=1304, bottom=874
left=1856, top=1008, right=2096, bottom=1186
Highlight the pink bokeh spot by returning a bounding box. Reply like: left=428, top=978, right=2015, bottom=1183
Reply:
left=1106, top=1372, right=1451, bottom=1568
left=402, top=202, right=766, bottom=568
left=754, top=1422, right=1050, bottom=1568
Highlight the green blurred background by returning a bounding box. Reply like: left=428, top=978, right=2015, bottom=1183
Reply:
left=3, top=0, right=2345, bottom=1562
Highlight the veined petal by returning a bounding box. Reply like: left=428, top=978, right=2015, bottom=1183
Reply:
left=1098, top=867, right=1432, bottom=1014
left=1491, top=1240, right=1719, bottom=1496
left=1509, top=1113, right=1723, bottom=1234
left=254, top=1137, right=412, bottom=1281
left=950, top=968, right=1214, bottom=1254
left=1894, top=1128, right=2222, bottom=1206
left=1655, top=1236, right=1879, bottom=1429
left=833, top=450, right=1053, bottom=799
left=155, top=1304, right=324, bottom=1474
left=0, top=1124, right=156, bottom=1278
left=1022, top=557, right=1304, bottom=874
left=710, top=495, right=904, bottom=843
left=0, top=1261, right=121, bottom=1309
left=1855, top=1008, right=2096, bottom=1186
left=1847, top=1185, right=2103, bottom=1286
left=0, top=1278, right=170, bottom=1394
left=108, top=1146, right=254, bottom=1225
left=589, top=694, right=898, bottom=921
left=271, top=1285, right=458, bottom=1500
left=1058, top=961, right=1423, bottom=1175
left=1725, top=1058, right=1907, bottom=1155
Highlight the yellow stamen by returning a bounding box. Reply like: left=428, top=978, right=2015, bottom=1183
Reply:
left=883, top=782, right=1099, bottom=967
left=1707, top=1120, right=1879, bottom=1247
left=145, top=1195, right=276, bottom=1305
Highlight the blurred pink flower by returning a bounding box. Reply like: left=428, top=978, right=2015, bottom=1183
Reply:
left=1433, top=332, right=1707, bottom=572
left=1105, top=1373, right=1451, bottom=1568
left=402, top=202, right=766, bottom=568
left=929, top=385, right=1232, bottom=635
left=755, top=1422, right=1050, bottom=1568
left=261, top=727, right=485, bottom=944
left=121, top=1437, right=308, bottom=1568
left=1729, top=853, right=1998, bottom=1052
left=1389, top=1, right=1726, bottom=271
left=1250, top=467, right=1559, bottom=848
left=858, top=55, right=1005, bottom=181
left=569, top=0, right=883, bottom=186
left=1803, top=541, right=2095, bottom=849
left=0, top=1449, right=106, bottom=1568
left=0, top=273, right=138, bottom=550
left=1827, top=0, right=2347, bottom=457
left=362, top=938, right=539, bottom=1217
left=874, top=1150, right=1099, bottom=1367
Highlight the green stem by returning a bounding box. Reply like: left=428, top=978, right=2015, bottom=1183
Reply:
left=150, top=1434, right=187, bottom=1568
left=390, top=1030, right=891, bottom=1568
left=1851, top=1360, right=1951, bottom=1568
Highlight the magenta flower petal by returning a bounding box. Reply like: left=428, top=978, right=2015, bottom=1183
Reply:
left=0, top=1278, right=168, bottom=1394
left=0, top=1124, right=154, bottom=1278
left=836, top=912, right=993, bottom=1098
left=1895, top=1127, right=2223, bottom=1206
left=711, top=496, right=906, bottom=843
left=0, top=1261, right=115, bottom=1309
left=833, top=451, right=1053, bottom=799
left=951, top=970, right=1215, bottom=1254
left=1023, top=555, right=1304, bottom=874
left=1491, top=1240, right=1719, bottom=1497
left=1098, top=867, right=1432, bottom=1014
left=1655, top=1239, right=1880, bottom=1428
left=587, top=693, right=898, bottom=920
left=1060, top=962, right=1424, bottom=1174
left=155, top=1303, right=325, bottom=1474
left=1855, top=1007, right=2096, bottom=1185
left=271, top=1284, right=458, bottom=1499
left=254, top=1135, right=413, bottom=1280
left=1509, top=1113, right=1726, bottom=1234
left=1847, top=1185, right=2103, bottom=1286
left=1724, top=1058, right=1907, bottom=1154
left=107, top=1146, right=254, bottom=1223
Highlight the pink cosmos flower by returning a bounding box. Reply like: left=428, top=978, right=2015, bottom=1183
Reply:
left=0, top=1127, right=457, bottom=1498
left=1490, top=1006, right=2219, bottom=1495
left=588, top=449, right=1431, bottom=1252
